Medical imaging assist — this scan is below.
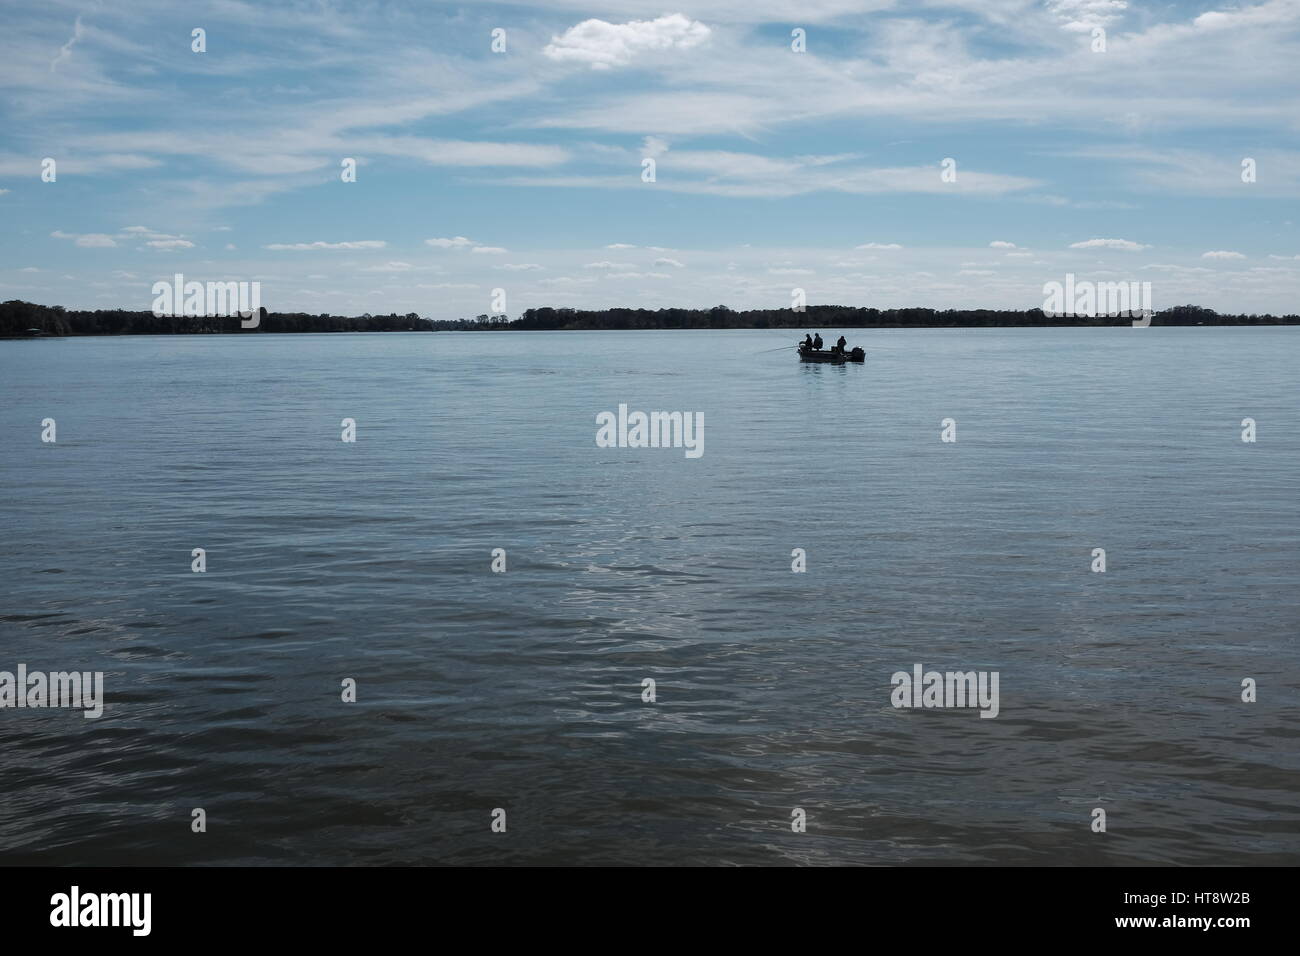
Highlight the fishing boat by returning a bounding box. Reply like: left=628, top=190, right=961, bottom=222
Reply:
left=798, top=344, right=865, bottom=363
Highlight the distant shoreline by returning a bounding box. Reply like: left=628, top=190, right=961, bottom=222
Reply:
left=3, top=299, right=1297, bottom=337
left=9, top=323, right=1300, bottom=339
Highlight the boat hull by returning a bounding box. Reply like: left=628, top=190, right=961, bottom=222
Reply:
left=798, top=346, right=864, bottom=363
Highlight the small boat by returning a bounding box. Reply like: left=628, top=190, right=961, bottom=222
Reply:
left=798, top=344, right=864, bottom=363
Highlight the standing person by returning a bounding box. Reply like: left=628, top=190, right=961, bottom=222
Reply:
left=836, top=335, right=847, bottom=354
left=813, top=333, right=823, bottom=350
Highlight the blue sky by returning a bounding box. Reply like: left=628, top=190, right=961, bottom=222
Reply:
left=2, top=0, right=1298, bottom=317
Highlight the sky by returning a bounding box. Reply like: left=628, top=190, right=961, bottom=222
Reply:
left=1, top=0, right=1298, bottom=318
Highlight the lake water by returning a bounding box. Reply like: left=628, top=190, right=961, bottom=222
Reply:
left=1, top=328, right=1297, bottom=866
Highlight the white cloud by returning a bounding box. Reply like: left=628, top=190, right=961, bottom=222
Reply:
left=147, top=239, right=195, bottom=250
left=1201, top=250, right=1245, bottom=259
left=583, top=261, right=631, bottom=269
left=50, top=16, right=84, bottom=72
left=1069, top=238, right=1149, bottom=251
left=989, top=240, right=1017, bottom=248
left=856, top=242, right=903, bottom=250
left=497, top=263, right=543, bottom=271
left=120, top=228, right=189, bottom=244
left=264, top=240, right=386, bottom=250
left=0, top=154, right=160, bottom=178
left=654, top=257, right=685, bottom=268
left=1142, top=264, right=1213, bottom=274
left=479, top=154, right=1041, bottom=198
left=606, top=243, right=636, bottom=249
left=544, top=14, right=711, bottom=70
left=641, top=136, right=670, bottom=158
left=1048, top=0, right=1128, bottom=32
left=425, top=237, right=477, bottom=248
left=51, top=230, right=119, bottom=248
left=470, top=246, right=507, bottom=254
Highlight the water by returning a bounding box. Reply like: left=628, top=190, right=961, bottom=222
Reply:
left=1, top=328, right=1297, bottom=866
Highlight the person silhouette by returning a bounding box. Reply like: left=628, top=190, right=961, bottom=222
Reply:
left=836, top=335, right=847, bottom=354
left=803, top=333, right=813, bottom=349
left=813, top=333, right=823, bottom=350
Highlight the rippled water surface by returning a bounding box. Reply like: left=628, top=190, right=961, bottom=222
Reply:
left=1, top=328, right=1297, bottom=865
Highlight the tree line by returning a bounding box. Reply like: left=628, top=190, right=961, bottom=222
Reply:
left=3, top=299, right=1296, bottom=337
left=510, top=304, right=1299, bottom=329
